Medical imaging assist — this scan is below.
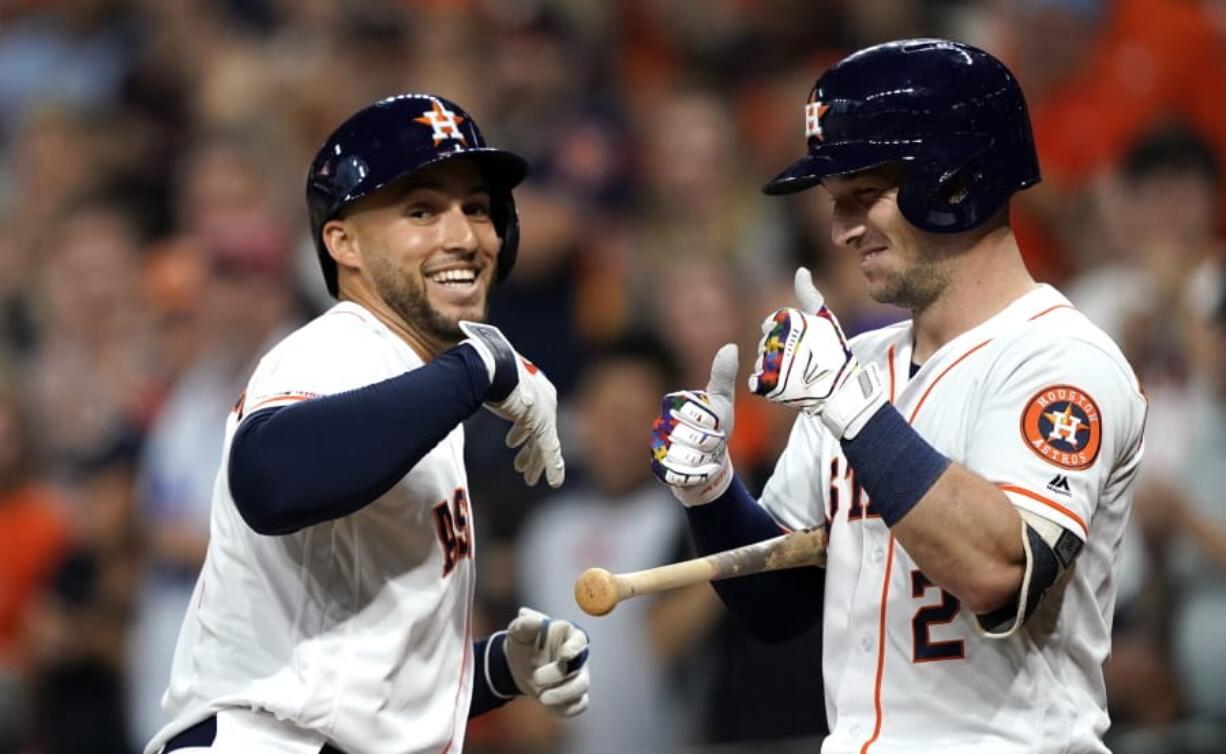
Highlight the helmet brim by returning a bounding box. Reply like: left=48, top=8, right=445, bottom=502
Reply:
left=442, top=148, right=530, bottom=191
left=762, top=133, right=999, bottom=196
left=343, top=147, right=530, bottom=207
left=761, top=141, right=900, bottom=196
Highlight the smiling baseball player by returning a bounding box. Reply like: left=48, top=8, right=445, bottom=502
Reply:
left=650, top=41, right=1147, bottom=753
left=145, top=94, right=589, bottom=754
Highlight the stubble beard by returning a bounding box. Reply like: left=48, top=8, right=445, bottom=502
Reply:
left=369, top=256, right=486, bottom=344
left=869, top=253, right=952, bottom=315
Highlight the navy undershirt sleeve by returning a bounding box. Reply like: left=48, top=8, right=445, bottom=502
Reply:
left=685, top=476, right=824, bottom=643
left=228, top=344, right=491, bottom=535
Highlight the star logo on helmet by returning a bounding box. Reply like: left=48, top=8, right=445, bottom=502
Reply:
left=805, top=100, right=830, bottom=140
left=414, top=100, right=467, bottom=146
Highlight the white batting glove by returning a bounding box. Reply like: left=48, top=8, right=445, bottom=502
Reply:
left=502, top=607, right=590, bottom=717
left=458, top=322, right=565, bottom=487
left=748, top=268, right=887, bottom=440
left=650, top=344, right=738, bottom=506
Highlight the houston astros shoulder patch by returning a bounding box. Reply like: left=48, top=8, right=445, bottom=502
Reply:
left=1020, top=384, right=1102, bottom=470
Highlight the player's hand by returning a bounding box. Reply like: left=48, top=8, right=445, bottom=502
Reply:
left=748, top=268, right=887, bottom=439
left=504, top=607, right=590, bottom=717
left=459, top=322, right=565, bottom=488
left=650, top=344, right=737, bottom=506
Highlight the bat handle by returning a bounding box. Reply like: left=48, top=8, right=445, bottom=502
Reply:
left=574, top=527, right=827, bottom=617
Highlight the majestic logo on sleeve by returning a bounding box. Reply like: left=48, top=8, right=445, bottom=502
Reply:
left=1021, top=385, right=1102, bottom=470
left=414, top=99, right=467, bottom=146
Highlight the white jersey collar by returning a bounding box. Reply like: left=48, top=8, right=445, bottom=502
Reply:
left=907, top=284, right=1070, bottom=374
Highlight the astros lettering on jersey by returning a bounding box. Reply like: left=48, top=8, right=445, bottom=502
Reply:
left=760, top=285, right=1146, bottom=754
left=145, top=302, right=477, bottom=754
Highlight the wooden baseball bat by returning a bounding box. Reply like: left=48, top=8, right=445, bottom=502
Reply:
left=574, top=527, right=827, bottom=616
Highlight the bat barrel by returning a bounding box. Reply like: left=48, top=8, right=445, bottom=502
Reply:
left=574, top=568, right=622, bottom=616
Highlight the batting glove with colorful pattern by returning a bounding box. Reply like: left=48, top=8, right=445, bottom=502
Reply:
left=650, top=344, right=738, bottom=506
left=749, top=268, right=887, bottom=439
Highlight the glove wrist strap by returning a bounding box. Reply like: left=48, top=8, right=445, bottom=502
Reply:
left=484, top=631, right=521, bottom=699
left=818, top=364, right=888, bottom=440
left=671, top=459, right=735, bottom=507
left=458, top=322, right=519, bottom=403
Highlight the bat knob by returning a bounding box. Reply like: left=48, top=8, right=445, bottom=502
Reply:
left=575, top=568, right=619, bottom=616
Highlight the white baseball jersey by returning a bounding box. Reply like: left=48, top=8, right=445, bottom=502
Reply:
left=760, top=285, right=1146, bottom=754
left=146, top=301, right=477, bottom=754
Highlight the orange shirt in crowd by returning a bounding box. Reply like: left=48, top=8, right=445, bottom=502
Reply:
left=1031, top=0, right=1226, bottom=190
left=0, top=485, right=69, bottom=667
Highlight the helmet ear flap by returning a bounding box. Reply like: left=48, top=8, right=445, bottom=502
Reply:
left=897, top=148, right=1010, bottom=233
left=492, top=192, right=519, bottom=281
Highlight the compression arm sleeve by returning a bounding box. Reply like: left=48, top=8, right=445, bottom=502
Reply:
left=228, top=344, right=490, bottom=535
left=685, top=475, right=824, bottom=643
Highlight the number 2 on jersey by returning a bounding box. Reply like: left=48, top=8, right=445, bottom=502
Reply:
left=830, top=459, right=964, bottom=662
left=911, top=570, right=964, bottom=662
left=433, top=488, right=472, bottom=576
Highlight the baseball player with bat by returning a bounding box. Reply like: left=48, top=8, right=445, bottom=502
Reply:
left=643, top=40, right=1147, bottom=753
left=145, top=94, right=589, bottom=753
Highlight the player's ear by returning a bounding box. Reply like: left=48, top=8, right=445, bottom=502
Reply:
left=323, top=218, right=362, bottom=275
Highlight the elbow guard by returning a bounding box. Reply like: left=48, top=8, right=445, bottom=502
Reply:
left=977, top=510, right=1083, bottom=638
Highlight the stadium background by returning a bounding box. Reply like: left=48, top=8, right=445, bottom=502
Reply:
left=0, top=0, right=1223, bottom=752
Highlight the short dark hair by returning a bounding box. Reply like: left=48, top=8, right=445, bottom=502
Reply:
left=1122, top=123, right=1221, bottom=187
left=1213, top=280, right=1226, bottom=330
left=581, top=331, right=680, bottom=390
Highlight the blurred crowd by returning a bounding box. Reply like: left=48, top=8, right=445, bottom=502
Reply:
left=0, top=1, right=1224, bottom=753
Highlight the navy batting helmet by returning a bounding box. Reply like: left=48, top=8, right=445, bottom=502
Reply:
left=763, top=39, right=1040, bottom=233
left=307, top=94, right=529, bottom=297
